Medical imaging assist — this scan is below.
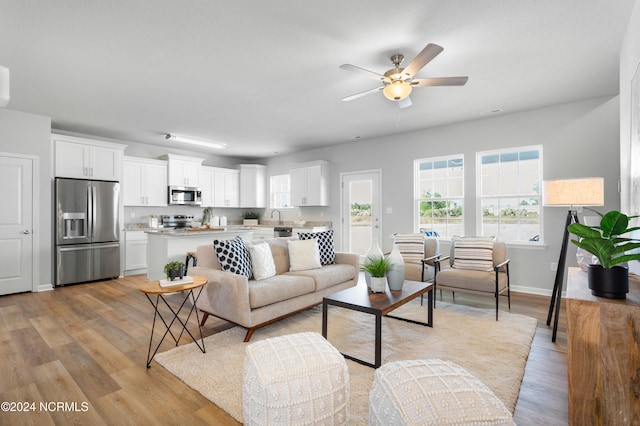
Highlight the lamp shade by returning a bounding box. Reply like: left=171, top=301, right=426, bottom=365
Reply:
left=542, top=177, right=604, bottom=207
left=0, top=66, right=9, bottom=108
left=383, top=81, right=412, bottom=101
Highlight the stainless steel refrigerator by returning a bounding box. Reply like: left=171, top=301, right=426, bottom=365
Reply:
left=55, top=178, right=120, bottom=286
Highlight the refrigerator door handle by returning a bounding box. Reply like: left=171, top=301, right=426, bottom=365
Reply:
left=92, top=185, right=98, bottom=239
left=87, top=184, right=92, bottom=239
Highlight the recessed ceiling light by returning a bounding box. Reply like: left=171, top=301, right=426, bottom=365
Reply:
left=165, top=133, right=226, bottom=150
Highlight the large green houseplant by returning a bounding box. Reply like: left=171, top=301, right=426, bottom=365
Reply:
left=360, top=256, right=393, bottom=293
left=568, top=209, right=640, bottom=298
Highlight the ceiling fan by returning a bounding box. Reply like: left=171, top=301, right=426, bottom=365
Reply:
left=339, top=43, right=468, bottom=108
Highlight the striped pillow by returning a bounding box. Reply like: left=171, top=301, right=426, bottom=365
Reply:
left=453, top=238, right=495, bottom=271
left=393, top=234, right=425, bottom=264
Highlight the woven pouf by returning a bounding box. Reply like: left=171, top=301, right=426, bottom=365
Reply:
left=243, top=332, right=349, bottom=425
left=369, top=359, right=515, bottom=426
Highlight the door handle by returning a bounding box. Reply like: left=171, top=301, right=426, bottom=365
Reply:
left=23, top=230, right=31, bottom=234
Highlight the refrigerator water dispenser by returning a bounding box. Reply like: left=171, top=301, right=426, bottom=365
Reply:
left=62, top=212, right=86, bottom=239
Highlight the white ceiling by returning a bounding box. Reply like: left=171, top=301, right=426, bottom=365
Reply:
left=0, top=0, right=634, bottom=158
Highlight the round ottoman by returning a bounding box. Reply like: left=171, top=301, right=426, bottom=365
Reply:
left=243, top=332, right=350, bottom=425
left=369, top=359, right=515, bottom=426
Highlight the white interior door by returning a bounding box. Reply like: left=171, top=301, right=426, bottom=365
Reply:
left=0, top=155, right=33, bottom=295
left=341, top=170, right=381, bottom=258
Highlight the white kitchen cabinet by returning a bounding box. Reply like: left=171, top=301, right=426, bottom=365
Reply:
left=239, top=164, right=266, bottom=208
left=250, top=227, right=275, bottom=241
left=200, top=166, right=240, bottom=207
left=123, top=157, right=168, bottom=206
left=290, top=160, right=329, bottom=206
left=162, top=154, right=203, bottom=187
left=124, top=230, right=148, bottom=275
left=53, top=134, right=125, bottom=181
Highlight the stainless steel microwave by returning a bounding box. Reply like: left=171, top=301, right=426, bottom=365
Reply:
left=168, top=186, right=202, bottom=206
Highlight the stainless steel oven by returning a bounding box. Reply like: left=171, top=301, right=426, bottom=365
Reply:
left=168, top=186, right=202, bottom=206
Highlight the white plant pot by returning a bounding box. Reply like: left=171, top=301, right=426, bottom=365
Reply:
left=243, top=219, right=258, bottom=226
left=370, top=276, right=387, bottom=293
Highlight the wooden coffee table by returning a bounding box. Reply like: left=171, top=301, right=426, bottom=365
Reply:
left=322, top=280, right=433, bottom=368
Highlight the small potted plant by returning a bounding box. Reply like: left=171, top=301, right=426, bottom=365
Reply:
left=164, top=261, right=186, bottom=281
left=201, top=207, right=213, bottom=226
left=360, top=256, right=393, bottom=293
left=568, top=209, right=640, bottom=299
left=243, top=212, right=260, bottom=226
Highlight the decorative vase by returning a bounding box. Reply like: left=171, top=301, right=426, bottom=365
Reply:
left=169, top=265, right=184, bottom=281
left=364, top=239, right=383, bottom=288
left=386, top=245, right=405, bottom=291
left=370, top=276, right=387, bottom=293
left=587, top=264, right=628, bottom=299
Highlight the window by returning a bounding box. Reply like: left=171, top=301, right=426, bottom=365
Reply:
left=478, top=146, right=542, bottom=243
left=414, top=155, right=464, bottom=237
left=270, top=174, right=291, bottom=208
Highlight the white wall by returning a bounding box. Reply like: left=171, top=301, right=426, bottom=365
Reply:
left=620, top=0, right=640, bottom=274
left=0, top=108, right=52, bottom=289
left=266, top=96, right=621, bottom=295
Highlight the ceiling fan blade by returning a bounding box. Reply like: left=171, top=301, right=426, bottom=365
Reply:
left=402, top=43, right=444, bottom=78
left=411, top=76, right=469, bottom=87
left=339, top=64, right=387, bottom=82
left=398, top=96, right=412, bottom=109
left=341, top=86, right=384, bottom=102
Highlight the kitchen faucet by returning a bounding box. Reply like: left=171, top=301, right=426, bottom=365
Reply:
left=271, top=209, right=283, bottom=225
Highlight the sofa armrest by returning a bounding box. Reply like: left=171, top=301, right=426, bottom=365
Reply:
left=189, top=266, right=252, bottom=327
left=334, top=252, right=359, bottom=273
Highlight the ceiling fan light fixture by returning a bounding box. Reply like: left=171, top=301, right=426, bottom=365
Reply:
left=383, top=81, right=412, bottom=101
left=165, top=133, right=226, bottom=150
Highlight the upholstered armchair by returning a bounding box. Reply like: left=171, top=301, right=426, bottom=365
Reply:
left=434, top=237, right=510, bottom=320
left=390, top=233, right=440, bottom=282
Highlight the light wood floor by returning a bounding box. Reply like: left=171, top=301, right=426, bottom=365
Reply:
left=0, top=275, right=567, bottom=425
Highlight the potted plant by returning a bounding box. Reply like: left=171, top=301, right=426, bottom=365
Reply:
left=164, top=261, right=186, bottom=281
left=568, top=209, right=640, bottom=299
left=360, top=256, right=393, bottom=293
left=201, top=207, right=213, bottom=226
left=243, top=212, right=260, bottom=226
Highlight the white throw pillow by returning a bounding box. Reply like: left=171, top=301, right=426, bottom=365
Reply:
left=288, top=239, right=322, bottom=271
left=247, top=242, right=276, bottom=280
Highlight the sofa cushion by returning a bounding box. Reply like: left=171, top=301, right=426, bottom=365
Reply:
left=213, top=236, right=252, bottom=277
left=288, top=239, right=322, bottom=271
left=298, top=229, right=336, bottom=265
left=287, top=264, right=357, bottom=292
left=247, top=242, right=276, bottom=281
left=248, top=275, right=316, bottom=309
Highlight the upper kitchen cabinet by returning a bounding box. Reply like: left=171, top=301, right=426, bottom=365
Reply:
left=290, top=160, right=329, bottom=206
left=123, top=157, right=168, bottom=206
left=200, top=166, right=239, bottom=207
left=162, top=154, right=203, bottom=187
left=53, top=134, right=126, bottom=181
left=239, top=164, right=266, bottom=208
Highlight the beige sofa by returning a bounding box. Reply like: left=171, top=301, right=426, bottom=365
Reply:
left=189, top=237, right=359, bottom=341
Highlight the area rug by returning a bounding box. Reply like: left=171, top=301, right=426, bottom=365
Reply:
left=154, top=300, right=537, bottom=424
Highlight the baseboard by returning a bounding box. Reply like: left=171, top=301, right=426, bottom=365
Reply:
left=510, top=284, right=564, bottom=298
left=36, top=283, right=54, bottom=292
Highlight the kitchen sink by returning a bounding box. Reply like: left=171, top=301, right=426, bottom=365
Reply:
left=274, top=226, right=293, bottom=237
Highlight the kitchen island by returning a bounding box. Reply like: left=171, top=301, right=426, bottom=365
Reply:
left=145, top=228, right=253, bottom=281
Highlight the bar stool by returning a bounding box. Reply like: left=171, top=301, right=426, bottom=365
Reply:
left=185, top=251, right=198, bottom=274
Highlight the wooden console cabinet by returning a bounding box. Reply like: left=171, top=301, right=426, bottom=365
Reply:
left=566, top=267, right=640, bottom=425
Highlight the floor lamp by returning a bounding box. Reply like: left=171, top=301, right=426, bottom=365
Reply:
left=543, top=177, right=604, bottom=342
